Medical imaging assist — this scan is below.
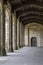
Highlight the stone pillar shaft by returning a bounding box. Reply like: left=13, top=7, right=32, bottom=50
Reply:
left=24, top=28, right=29, bottom=46
left=0, top=0, right=6, bottom=56
left=20, top=22, right=24, bottom=48
left=20, top=22, right=22, bottom=48
left=12, top=12, right=17, bottom=50
left=5, top=3, right=13, bottom=52
left=9, top=12, right=13, bottom=52
left=17, top=18, right=20, bottom=49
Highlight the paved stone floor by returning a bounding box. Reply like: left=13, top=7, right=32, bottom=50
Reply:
left=0, top=47, right=43, bottom=65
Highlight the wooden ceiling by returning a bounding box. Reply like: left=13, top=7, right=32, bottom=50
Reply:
left=4, top=0, right=43, bottom=25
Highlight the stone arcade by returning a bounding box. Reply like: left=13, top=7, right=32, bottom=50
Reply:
left=0, top=0, right=43, bottom=56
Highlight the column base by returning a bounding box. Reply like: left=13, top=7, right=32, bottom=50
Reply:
left=2, top=48, right=6, bottom=56
left=0, top=49, right=6, bottom=56
left=16, top=46, right=18, bottom=50
left=9, top=48, right=13, bottom=52
left=17, top=47, right=20, bottom=50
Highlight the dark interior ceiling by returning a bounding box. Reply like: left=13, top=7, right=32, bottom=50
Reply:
left=4, top=0, right=43, bottom=25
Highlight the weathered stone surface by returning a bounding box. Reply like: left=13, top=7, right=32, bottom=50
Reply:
left=0, top=0, right=6, bottom=56
left=12, top=12, right=17, bottom=50
left=25, top=23, right=43, bottom=47
left=17, top=18, right=20, bottom=49
left=20, top=22, right=24, bottom=48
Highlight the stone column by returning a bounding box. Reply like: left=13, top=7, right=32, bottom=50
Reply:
left=20, top=22, right=22, bottom=48
left=24, top=28, right=29, bottom=46
left=20, top=22, right=24, bottom=48
left=8, top=3, right=13, bottom=52
left=17, top=18, right=20, bottom=49
left=10, top=13, right=13, bottom=52
left=0, top=0, right=6, bottom=56
left=28, top=29, right=29, bottom=46
left=12, top=13, right=14, bottom=50
left=4, top=3, right=13, bottom=52
left=12, top=12, right=17, bottom=50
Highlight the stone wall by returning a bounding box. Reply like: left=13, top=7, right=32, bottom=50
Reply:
left=24, top=23, right=43, bottom=47
left=40, top=30, right=43, bottom=47
left=29, top=28, right=40, bottom=47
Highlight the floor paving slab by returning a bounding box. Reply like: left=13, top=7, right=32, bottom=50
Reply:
left=0, top=47, right=43, bottom=65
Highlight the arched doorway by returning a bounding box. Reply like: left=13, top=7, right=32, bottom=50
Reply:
left=31, top=37, right=37, bottom=47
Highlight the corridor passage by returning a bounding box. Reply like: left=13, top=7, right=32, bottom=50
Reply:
left=0, top=47, right=43, bottom=65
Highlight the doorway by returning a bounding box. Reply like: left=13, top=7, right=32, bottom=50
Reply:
left=31, top=37, right=37, bottom=47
